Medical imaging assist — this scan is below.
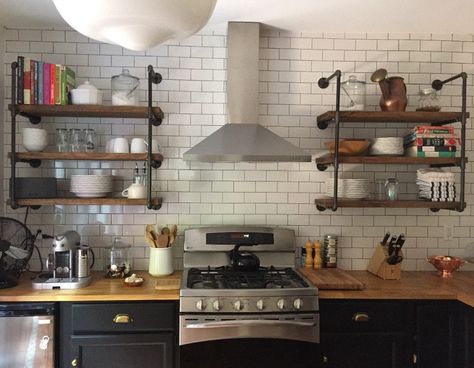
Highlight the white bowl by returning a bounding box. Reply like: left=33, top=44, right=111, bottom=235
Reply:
left=23, top=141, right=48, bottom=152
left=71, top=89, right=103, bottom=105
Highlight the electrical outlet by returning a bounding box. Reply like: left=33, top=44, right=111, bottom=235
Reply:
left=443, top=225, right=454, bottom=241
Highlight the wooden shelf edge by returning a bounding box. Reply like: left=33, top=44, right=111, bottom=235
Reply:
left=315, top=153, right=463, bottom=166
left=316, top=111, right=467, bottom=125
left=9, top=104, right=164, bottom=119
left=314, top=198, right=461, bottom=209
left=10, top=197, right=163, bottom=206
left=12, top=152, right=164, bottom=162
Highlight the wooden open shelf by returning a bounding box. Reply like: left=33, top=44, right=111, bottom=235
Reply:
left=10, top=197, right=162, bottom=207
left=315, top=153, right=463, bottom=168
left=315, top=198, right=462, bottom=210
left=316, top=111, right=466, bottom=129
left=9, top=104, right=164, bottom=121
left=12, top=152, right=164, bottom=162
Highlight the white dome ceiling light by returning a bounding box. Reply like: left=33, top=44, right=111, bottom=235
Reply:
left=52, top=0, right=217, bottom=51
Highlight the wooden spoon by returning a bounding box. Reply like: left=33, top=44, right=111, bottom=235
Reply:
left=157, top=234, right=170, bottom=248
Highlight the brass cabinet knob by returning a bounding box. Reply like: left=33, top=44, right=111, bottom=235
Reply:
left=352, top=312, right=370, bottom=322
left=113, top=313, right=133, bottom=324
left=71, top=358, right=78, bottom=367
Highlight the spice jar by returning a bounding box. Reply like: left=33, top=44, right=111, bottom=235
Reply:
left=111, top=69, right=140, bottom=106
left=416, top=88, right=441, bottom=112
left=341, top=75, right=366, bottom=111
left=105, top=237, right=132, bottom=278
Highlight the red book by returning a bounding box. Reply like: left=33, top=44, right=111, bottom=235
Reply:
left=43, top=63, right=51, bottom=105
left=23, top=57, right=31, bottom=104
left=50, top=64, right=55, bottom=105
left=30, top=59, right=35, bottom=104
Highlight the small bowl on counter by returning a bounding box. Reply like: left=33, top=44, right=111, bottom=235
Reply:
left=427, top=255, right=466, bottom=278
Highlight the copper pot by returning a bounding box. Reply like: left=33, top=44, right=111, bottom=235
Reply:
left=371, top=69, right=407, bottom=112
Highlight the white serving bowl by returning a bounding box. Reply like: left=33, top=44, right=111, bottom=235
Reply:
left=71, top=81, right=103, bottom=105
left=22, top=128, right=47, bottom=152
left=23, top=141, right=48, bottom=152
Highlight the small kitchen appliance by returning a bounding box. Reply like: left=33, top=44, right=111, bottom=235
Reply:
left=179, top=226, right=319, bottom=346
left=32, top=231, right=94, bottom=289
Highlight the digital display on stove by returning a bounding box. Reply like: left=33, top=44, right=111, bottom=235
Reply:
left=206, top=232, right=274, bottom=245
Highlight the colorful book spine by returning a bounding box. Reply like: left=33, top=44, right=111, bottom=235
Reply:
left=43, top=63, right=51, bottom=105
left=61, top=66, right=75, bottom=105
left=30, top=59, right=35, bottom=104
left=415, top=137, right=458, bottom=146
left=417, top=146, right=456, bottom=152
left=17, top=56, right=24, bottom=104
left=23, top=57, right=31, bottom=104
left=54, top=64, right=61, bottom=104
left=416, top=151, right=456, bottom=158
left=50, top=64, right=55, bottom=105
left=38, top=61, right=43, bottom=104
left=413, top=125, right=455, bottom=135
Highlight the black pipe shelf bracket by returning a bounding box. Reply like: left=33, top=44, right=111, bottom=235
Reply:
left=431, top=72, right=468, bottom=212
left=317, top=70, right=342, bottom=211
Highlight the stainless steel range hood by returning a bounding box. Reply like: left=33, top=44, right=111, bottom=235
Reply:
left=183, top=22, right=311, bottom=162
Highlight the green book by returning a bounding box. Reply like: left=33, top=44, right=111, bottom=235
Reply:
left=61, top=66, right=75, bottom=105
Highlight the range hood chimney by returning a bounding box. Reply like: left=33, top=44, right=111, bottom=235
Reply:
left=183, top=22, right=312, bottom=162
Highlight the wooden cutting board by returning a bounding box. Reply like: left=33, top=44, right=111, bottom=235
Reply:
left=155, top=278, right=181, bottom=290
left=299, top=268, right=366, bottom=290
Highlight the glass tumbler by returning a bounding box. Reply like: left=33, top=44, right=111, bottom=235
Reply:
left=83, top=129, right=96, bottom=152
left=69, top=128, right=84, bottom=152
left=55, top=128, right=69, bottom=152
left=385, top=178, right=399, bottom=200
left=374, top=179, right=386, bottom=200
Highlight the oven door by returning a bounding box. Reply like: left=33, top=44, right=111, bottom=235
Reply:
left=179, top=313, right=320, bottom=368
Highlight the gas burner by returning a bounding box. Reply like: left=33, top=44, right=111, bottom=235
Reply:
left=187, top=266, right=309, bottom=290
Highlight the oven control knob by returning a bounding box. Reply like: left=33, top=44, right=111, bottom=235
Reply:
left=277, top=298, right=286, bottom=310
left=233, top=300, right=244, bottom=311
left=212, top=299, right=222, bottom=311
left=256, top=299, right=265, bottom=311
left=293, top=298, right=303, bottom=310
left=195, top=299, right=205, bottom=311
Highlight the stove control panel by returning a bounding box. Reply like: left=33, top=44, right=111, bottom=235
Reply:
left=181, top=295, right=318, bottom=314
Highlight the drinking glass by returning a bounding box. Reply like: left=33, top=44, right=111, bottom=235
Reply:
left=83, top=129, right=96, bottom=152
left=374, top=179, right=386, bottom=200
left=55, top=128, right=69, bottom=152
left=69, top=129, right=84, bottom=152
left=385, top=178, right=399, bottom=200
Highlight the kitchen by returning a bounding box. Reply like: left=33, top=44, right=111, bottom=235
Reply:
left=1, top=0, right=474, bottom=367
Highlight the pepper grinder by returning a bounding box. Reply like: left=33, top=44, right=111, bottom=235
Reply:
left=305, top=240, right=314, bottom=268
left=313, top=241, right=322, bottom=270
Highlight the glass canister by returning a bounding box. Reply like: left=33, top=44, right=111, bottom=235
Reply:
left=341, top=75, right=366, bottom=111
left=111, top=69, right=140, bottom=106
left=104, top=237, right=132, bottom=278
left=416, top=88, right=441, bottom=112
left=385, top=178, right=399, bottom=201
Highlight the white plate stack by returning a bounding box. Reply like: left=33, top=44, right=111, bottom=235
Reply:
left=325, top=178, right=371, bottom=199
left=70, top=175, right=114, bottom=198
left=370, top=137, right=404, bottom=155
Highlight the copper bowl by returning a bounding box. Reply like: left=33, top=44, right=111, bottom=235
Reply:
left=427, top=255, right=466, bottom=278
left=325, top=139, right=370, bottom=156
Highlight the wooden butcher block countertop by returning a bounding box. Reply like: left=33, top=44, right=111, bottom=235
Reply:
left=2, top=269, right=474, bottom=307
left=0, top=271, right=182, bottom=302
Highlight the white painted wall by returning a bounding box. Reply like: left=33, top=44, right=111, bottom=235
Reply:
left=2, top=27, right=473, bottom=272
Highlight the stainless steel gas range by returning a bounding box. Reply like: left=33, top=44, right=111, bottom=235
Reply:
left=179, top=226, right=319, bottom=346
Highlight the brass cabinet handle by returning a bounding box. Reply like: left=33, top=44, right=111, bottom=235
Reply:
left=71, top=358, right=78, bottom=367
left=113, top=313, right=133, bottom=324
left=352, top=312, right=370, bottom=322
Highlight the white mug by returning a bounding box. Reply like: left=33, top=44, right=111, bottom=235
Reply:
left=113, top=138, right=129, bottom=153
left=122, top=183, right=146, bottom=199
left=130, top=138, right=147, bottom=153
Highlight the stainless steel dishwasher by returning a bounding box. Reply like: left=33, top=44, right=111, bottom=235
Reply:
left=0, top=303, right=55, bottom=368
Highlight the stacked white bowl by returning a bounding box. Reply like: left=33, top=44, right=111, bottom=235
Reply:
left=70, top=175, right=113, bottom=198
left=370, top=137, right=404, bottom=155
left=22, top=128, right=48, bottom=152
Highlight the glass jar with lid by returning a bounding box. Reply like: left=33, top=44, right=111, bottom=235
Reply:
left=416, top=88, right=441, bottom=112
left=341, top=75, right=366, bottom=111
left=111, top=69, right=140, bottom=106
left=104, top=237, right=132, bottom=278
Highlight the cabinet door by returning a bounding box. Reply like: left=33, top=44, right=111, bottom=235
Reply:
left=69, top=333, right=174, bottom=368
left=320, top=332, right=411, bottom=368
left=416, top=302, right=458, bottom=368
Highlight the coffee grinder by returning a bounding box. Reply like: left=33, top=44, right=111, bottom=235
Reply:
left=32, top=230, right=94, bottom=289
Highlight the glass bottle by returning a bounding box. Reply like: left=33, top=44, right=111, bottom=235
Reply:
left=111, top=69, right=140, bottom=106
left=416, top=88, right=441, bottom=112
left=105, top=237, right=132, bottom=278
left=385, top=178, right=399, bottom=201
left=341, top=75, right=366, bottom=111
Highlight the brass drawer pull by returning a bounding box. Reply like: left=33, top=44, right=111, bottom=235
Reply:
left=113, top=313, right=133, bottom=324
left=71, top=358, right=78, bottom=367
left=352, top=312, right=370, bottom=322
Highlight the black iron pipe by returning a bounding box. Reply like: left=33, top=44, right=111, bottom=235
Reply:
left=10, top=62, right=18, bottom=208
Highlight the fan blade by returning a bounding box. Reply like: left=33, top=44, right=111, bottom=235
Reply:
left=5, top=245, right=29, bottom=259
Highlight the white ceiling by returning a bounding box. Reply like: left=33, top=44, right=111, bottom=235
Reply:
left=1, top=0, right=474, bottom=34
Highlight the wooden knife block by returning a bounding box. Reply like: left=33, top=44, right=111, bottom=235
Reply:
left=367, top=244, right=401, bottom=280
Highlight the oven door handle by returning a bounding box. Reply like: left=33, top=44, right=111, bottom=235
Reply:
left=185, top=319, right=316, bottom=329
